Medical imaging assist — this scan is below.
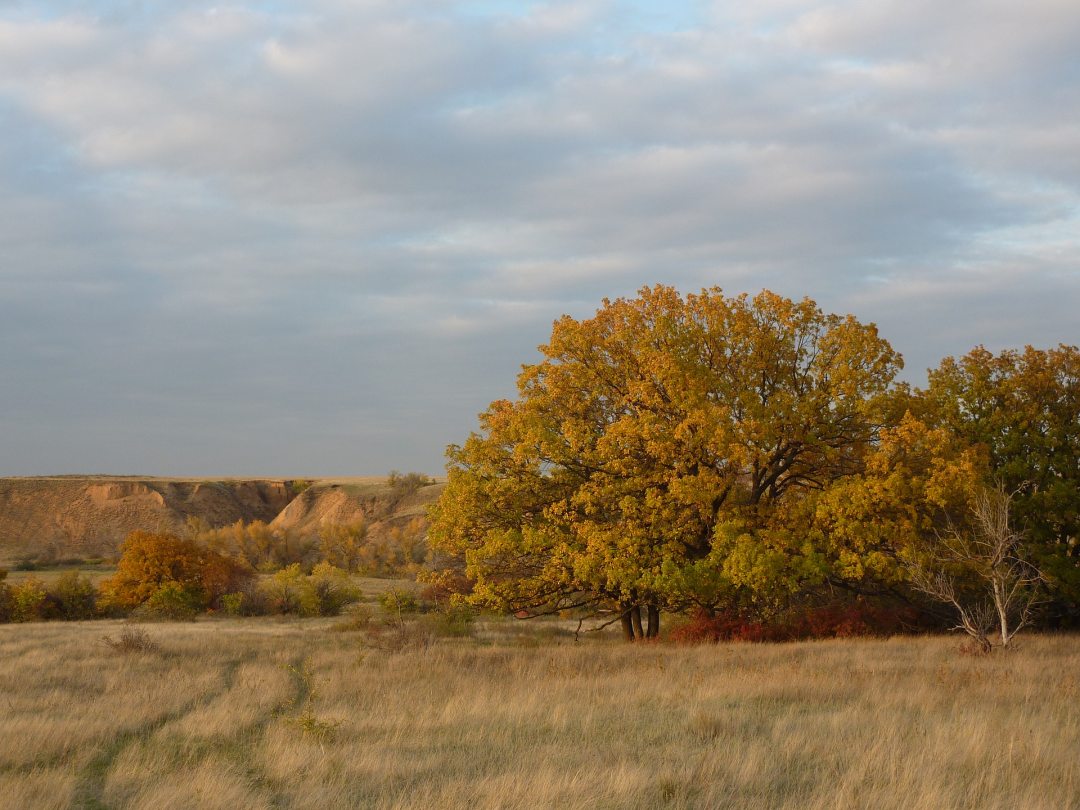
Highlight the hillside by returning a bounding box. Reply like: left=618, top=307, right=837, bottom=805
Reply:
left=270, top=478, right=441, bottom=537
left=0, top=476, right=444, bottom=566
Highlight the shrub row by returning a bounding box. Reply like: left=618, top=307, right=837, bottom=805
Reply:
left=669, top=601, right=922, bottom=644
left=0, top=531, right=365, bottom=622
left=0, top=570, right=100, bottom=622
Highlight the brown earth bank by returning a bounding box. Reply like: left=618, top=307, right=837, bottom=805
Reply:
left=0, top=476, right=444, bottom=566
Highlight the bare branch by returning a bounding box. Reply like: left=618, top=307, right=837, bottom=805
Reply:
left=905, top=484, right=1044, bottom=651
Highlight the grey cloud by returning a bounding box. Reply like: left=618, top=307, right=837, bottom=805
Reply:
left=843, top=258, right=1080, bottom=382
left=0, top=0, right=1077, bottom=475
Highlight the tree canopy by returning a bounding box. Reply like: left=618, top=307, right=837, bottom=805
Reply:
left=429, top=286, right=904, bottom=638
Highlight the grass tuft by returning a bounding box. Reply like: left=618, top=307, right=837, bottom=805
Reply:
left=101, top=625, right=159, bottom=654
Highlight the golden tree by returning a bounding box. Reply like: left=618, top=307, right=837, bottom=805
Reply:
left=99, top=531, right=251, bottom=613
left=319, top=519, right=369, bottom=572
left=429, top=286, right=902, bottom=639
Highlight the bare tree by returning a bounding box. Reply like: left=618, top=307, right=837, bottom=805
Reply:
left=908, top=486, right=1044, bottom=652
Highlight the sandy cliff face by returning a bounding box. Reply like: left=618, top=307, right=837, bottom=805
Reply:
left=0, top=478, right=297, bottom=564
left=269, top=480, right=444, bottom=537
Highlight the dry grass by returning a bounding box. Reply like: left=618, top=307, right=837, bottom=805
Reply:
left=0, top=619, right=1077, bottom=809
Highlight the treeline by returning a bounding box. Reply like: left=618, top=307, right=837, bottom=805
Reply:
left=0, top=570, right=99, bottom=622
left=188, top=515, right=427, bottom=578
left=0, top=518, right=429, bottom=623
left=429, top=286, right=1080, bottom=648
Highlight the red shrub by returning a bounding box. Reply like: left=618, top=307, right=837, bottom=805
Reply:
left=670, top=601, right=918, bottom=644
left=671, top=610, right=784, bottom=644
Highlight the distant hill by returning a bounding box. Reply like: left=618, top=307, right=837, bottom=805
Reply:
left=270, top=478, right=440, bottom=536
left=0, top=476, right=444, bottom=566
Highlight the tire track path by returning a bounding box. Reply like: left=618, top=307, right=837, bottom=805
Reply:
left=237, top=649, right=313, bottom=810
left=72, top=650, right=256, bottom=810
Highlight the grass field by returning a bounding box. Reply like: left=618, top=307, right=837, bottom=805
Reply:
left=1, top=620, right=1077, bottom=809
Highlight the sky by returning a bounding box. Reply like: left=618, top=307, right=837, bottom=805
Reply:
left=1, top=0, right=1078, bottom=477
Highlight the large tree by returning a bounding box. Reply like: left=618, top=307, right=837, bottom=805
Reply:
left=428, top=286, right=902, bottom=639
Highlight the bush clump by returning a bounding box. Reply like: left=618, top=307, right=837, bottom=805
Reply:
left=47, top=572, right=99, bottom=620
left=132, top=581, right=204, bottom=621
left=378, top=588, right=419, bottom=615
left=9, top=576, right=48, bottom=622
left=258, top=563, right=361, bottom=617
left=0, top=571, right=14, bottom=623
left=300, top=563, right=363, bottom=617
left=98, top=530, right=253, bottom=616
left=421, top=602, right=476, bottom=638
left=670, top=601, right=919, bottom=644
left=220, top=592, right=246, bottom=616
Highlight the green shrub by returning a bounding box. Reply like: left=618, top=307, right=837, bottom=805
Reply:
left=260, top=563, right=306, bottom=614
left=11, top=577, right=48, bottom=622
left=220, top=592, right=245, bottom=616
left=47, top=572, right=99, bottom=620
left=258, top=563, right=362, bottom=617
left=387, top=471, right=433, bottom=500
left=289, top=479, right=313, bottom=496
left=428, top=602, right=477, bottom=638
left=378, top=588, right=419, bottom=615
left=133, top=581, right=203, bottom=621
left=298, top=563, right=361, bottom=617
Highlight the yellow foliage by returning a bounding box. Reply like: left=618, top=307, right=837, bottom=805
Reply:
left=429, top=286, right=903, bottom=617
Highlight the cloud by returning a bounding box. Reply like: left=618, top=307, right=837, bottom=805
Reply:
left=0, top=0, right=1077, bottom=474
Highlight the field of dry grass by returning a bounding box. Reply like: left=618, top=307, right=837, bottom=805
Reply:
left=1, top=619, right=1077, bottom=809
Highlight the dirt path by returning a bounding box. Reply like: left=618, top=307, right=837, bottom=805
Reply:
left=71, top=651, right=258, bottom=810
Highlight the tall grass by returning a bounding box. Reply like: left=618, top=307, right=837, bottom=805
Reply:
left=0, top=620, right=1076, bottom=808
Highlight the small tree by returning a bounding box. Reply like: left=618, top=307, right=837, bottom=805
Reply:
left=319, top=520, right=369, bottom=572
left=98, top=531, right=252, bottom=614
left=260, top=563, right=306, bottom=614
left=908, top=487, right=1044, bottom=652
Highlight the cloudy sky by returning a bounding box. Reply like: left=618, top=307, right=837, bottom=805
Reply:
left=1, top=0, right=1078, bottom=476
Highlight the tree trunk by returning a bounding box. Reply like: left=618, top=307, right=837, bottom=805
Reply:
left=620, top=605, right=635, bottom=642
left=646, top=604, right=660, bottom=638
left=630, top=604, right=644, bottom=640
left=994, top=579, right=1010, bottom=648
